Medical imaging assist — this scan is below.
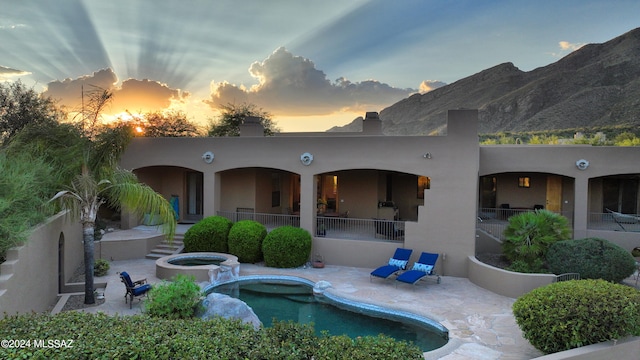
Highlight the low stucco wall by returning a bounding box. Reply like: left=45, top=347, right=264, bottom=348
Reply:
left=532, top=336, right=640, bottom=360
left=467, top=256, right=556, bottom=299
left=0, top=212, right=83, bottom=316
left=96, top=229, right=165, bottom=261
left=312, top=237, right=409, bottom=270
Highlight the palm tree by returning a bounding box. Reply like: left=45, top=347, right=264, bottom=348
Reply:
left=52, top=160, right=175, bottom=304
left=51, top=117, right=176, bottom=304
left=6, top=87, right=176, bottom=304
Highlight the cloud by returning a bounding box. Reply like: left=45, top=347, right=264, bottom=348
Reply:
left=558, top=41, right=584, bottom=51
left=42, top=68, right=187, bottom=114
left=113, top=79, right=186, bottom=113
left=206, top=47, right=415, bottom=116
left=0, top=65, right=31, bottom=81
left=549, top=41, right=586, bottom=57
left=419, top=80, right=447, bottom=93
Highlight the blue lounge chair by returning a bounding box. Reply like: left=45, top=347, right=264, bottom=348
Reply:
left=119, top=271, right=152, bottom=309
left=370, top=248, right=413, bottom=281
left=396, top=252, right=441, bottom=287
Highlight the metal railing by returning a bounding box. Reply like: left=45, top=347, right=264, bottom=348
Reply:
left=477, top=207, right=574, bottom=241
left=217, top=211, right=300, bottom=230
left=217, top=211, right=407, bottom=241
left=588, top=211, right=640, bottom=232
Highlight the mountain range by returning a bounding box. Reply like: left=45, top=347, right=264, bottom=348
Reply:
left=330, top=27, right=640, bottom=135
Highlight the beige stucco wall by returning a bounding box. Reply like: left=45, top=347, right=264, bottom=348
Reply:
left=0, top=212, right=83, bottom=316
left=120, top=110, right=480, bottom=277
left=480, top=145, right=640, bottom=240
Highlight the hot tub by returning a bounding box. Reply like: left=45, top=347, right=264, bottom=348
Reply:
left=155, top=252, right=240, bottom=283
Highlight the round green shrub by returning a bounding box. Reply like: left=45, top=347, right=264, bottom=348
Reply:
left=262, top=226, right=312, bottom=268
left=502, top=210, right=571, bottom=272
left=183, top=216, right=232, bottom=253
left=513, top=279, right=640, bottom=354
left=228, top=220, right=267, bottom=263
left=546, top=238, right=637, bottom=283
left=94, top=258, right=110, bottom=277
left=145, top=274, right=203, bottom=319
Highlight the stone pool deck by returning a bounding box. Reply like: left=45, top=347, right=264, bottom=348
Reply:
left=73, top=257, right=544, bottom=359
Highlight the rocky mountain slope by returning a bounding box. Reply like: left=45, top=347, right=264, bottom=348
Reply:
left=330, top=27, right=640, bottom=135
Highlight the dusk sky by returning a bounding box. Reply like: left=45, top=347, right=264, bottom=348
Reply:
left=1, top=1, right=639, bottom=132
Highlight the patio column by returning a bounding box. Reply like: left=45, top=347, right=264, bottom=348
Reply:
left=573, top=176, right=589, bottom=239
left=202, top=170, right=218, bottom=218
left=298, top=174, right=316, bottom=234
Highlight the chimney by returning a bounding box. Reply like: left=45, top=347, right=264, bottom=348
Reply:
left=239, top=116, right=265, bottom=136
left=362, top=112, right=382, bottom=135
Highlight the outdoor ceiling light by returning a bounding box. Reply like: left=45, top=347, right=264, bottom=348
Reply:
left=576, top=159, right=589, bottom=170
left=202, top=151, right=215, bottom=164
left=423, top=153, right=432, bottom=159
left=300, top=152, right=313, bottom=166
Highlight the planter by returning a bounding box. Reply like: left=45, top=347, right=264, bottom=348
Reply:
left=312, top=261, right=325, bottom=268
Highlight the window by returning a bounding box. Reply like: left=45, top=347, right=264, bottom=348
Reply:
left=418, top=176, right=431, bottom=199
left=518, top=177, right=530, bottom=188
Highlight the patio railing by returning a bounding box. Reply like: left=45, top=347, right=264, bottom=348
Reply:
left=588, top=211, right=640, bottom=232
left=216, top=211, right=406, bottom=241
left=477, top=207, right=574, bottom=241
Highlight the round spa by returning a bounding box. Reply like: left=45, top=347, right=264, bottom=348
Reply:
left=155, top=252, right=240, bottom=283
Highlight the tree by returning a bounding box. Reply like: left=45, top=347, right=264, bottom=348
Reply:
left=124, top=110, right=203, bottom=137
left=207, top=102, right=279, bottom=136
left=0, top=81, right=64, bottom=146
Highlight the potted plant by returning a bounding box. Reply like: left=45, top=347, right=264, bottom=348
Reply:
left=312, top=254, right=325, bottom=268
left=317, top=198, right=327, bottom=214
left=316, top=223, right=326, bottom=237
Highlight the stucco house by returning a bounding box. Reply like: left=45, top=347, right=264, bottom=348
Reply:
left=117, top=109, right=640, bottom=280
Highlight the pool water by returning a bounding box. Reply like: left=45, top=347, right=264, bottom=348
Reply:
left=209, top=280, right=448, bottom=352
left=168, top=256, right=225, bottom=266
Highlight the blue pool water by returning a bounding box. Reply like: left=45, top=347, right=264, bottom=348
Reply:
left=206, top=276, right=448, bottom=352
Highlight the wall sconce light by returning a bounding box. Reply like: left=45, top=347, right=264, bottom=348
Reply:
left=575, top=159, right=589, bottom=170
left=202, top=151, right=215, bottom=164
left=300, top=152, right=314, bottom=166
left=423, top=153, right=432, bottom=159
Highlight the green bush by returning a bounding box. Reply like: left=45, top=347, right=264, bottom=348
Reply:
left=228, top=220, right=267, bottom=263
left=0, top=312, right=423, bottom=359
left=502, top=209, right=571, bottom=272
left=183, top=216, right=232, bottom=252
left=94, top=258, right=110, bottom=277
left=546, top=238, right=637, bottom=283
left=262, top=226, right=312, bottom=268
left=145, top=274, right=203, bottom=319
left=513, top=279, right=640, bottom=354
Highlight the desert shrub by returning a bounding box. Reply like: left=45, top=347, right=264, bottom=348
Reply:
left=93, top=258, right=110, bottom=277
left=228, top=220, right=267, bottom=263
left=502, top=209, right=571, bottom=272
left=183, top=216, right=232, bottom=252
left=513, top=279, right=640, bottom=354
left=0, top=312, right=422, bottom=359
left=262, top=226, right=312, bottom=268
left=145, top=274, right=203, bottom=319
left=546, top=238, right=637, bottom=283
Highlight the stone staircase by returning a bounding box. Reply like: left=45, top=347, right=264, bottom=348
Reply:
left=145, top=234, right=184, bottom=260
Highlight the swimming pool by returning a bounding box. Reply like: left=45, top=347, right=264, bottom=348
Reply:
left=203, top=275, right=448, bottom=352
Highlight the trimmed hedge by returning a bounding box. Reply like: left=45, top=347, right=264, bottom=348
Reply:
left=183, top=216, right=232, bottom=253
left=262, top=226, right=312, bottom=268
left=513, top=279, right=640, bottom=354
left=546, top=238, right=637, bottom=283
left=0, top=312, right=423, bottom=359
left=228, top=220, right=267, bottom=263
